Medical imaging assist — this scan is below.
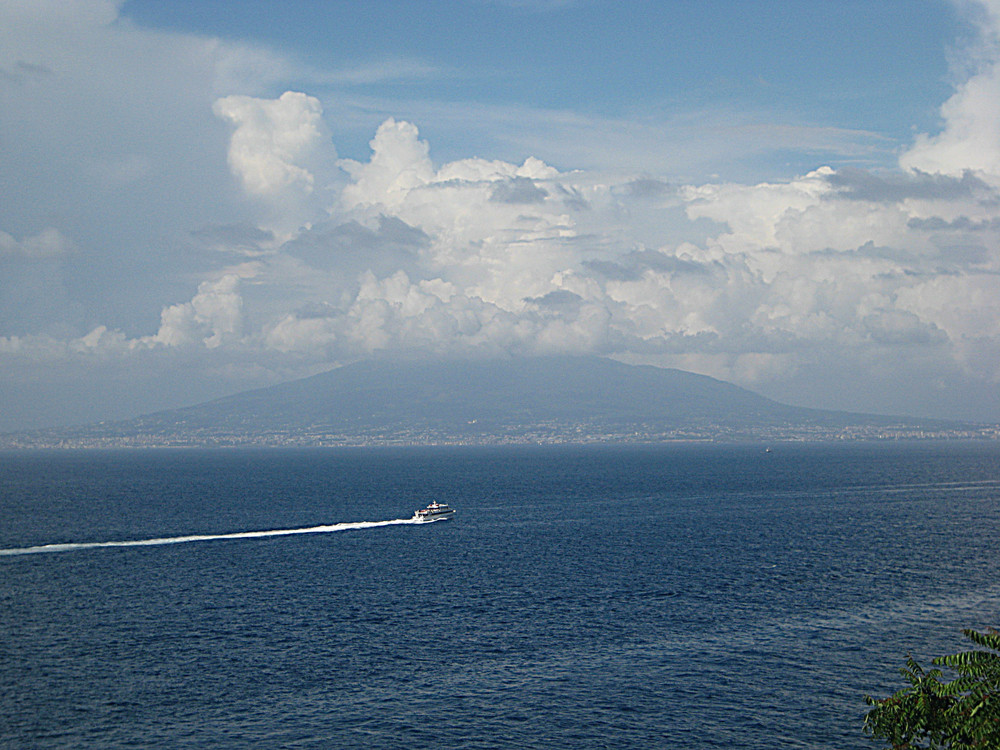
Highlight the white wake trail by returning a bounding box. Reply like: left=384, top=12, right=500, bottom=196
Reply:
left=0, top=517, right=430, bottom=557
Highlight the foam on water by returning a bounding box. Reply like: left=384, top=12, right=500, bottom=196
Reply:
left=0, top=516, right=430, bottom=557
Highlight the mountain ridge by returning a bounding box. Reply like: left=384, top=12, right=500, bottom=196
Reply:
left=3, top=356, right=994, bottom=447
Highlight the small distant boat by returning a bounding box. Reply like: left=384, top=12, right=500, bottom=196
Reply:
left=413, top=501, right=456, bottom=522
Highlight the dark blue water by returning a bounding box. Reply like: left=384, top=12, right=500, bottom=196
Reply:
left=1, top=442, right=998, bottom=749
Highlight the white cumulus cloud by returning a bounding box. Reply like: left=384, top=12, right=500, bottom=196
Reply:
left=150, top=275, right=244, bottom=349
left=901, top=0, right=1000, bottom=182
left=213, top=91, right=328, bottom=198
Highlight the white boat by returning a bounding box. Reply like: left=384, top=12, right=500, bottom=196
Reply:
left=413, top=501, right=456, bottom=521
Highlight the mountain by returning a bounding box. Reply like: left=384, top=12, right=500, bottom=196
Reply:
left=4, top=356, right=992, bottom=447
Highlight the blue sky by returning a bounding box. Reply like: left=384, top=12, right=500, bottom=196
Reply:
left=123, top=0, right=959, bottom=173
left=1, top=0, right=999, bottom=429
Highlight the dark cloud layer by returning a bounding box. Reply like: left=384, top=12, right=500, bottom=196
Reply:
left=824, top=167, right=994, bottom=203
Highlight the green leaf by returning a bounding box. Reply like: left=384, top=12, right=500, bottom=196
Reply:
left=864, top=628, right=1000, bottom=749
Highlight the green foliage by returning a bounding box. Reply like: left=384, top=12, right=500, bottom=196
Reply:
left=864, top=628, right=1000, bottom=749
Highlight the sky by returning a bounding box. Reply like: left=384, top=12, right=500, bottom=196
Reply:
left=2, top=0, right=1000, bottom=430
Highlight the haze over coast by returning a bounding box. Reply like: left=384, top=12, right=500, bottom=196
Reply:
left=3, top=357, right=995, bottom=449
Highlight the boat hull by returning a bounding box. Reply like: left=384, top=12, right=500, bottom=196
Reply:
left=414, top=510, right=456, bottom=522
left=413, top=501, right=456, bottom=522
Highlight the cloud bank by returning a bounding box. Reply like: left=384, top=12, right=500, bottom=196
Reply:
left=1, top=0, right=999, bottom=427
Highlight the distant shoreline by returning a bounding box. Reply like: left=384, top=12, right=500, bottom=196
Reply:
left=2, top=425, right=997, bottom=450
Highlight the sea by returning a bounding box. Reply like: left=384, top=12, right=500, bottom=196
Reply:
left=1, top=441, right=998, bottom=749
